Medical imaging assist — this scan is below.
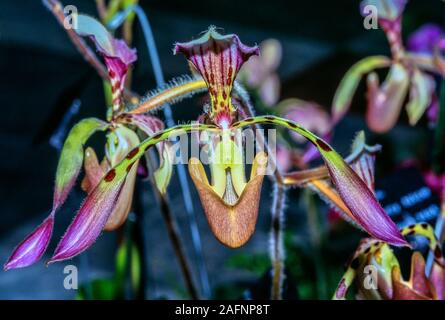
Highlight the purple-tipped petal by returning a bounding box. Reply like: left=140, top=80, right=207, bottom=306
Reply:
left=75, top=14, right=136, bottom=111
left=4, top=215, right=54, bottom=270
left=325, top=157, right=408, bottom=246
left=48, top=172, right=126, bottom=263
left=407, top=24, right=444, bottom=54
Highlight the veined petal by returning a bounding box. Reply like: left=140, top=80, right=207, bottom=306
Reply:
left=174, top=26, right=259, bottom=125
left=4, top=118, right=107, bottom=270
left=406, top=69, right=435, bottom=126
left=81, top=147, right=107, bottom=193
left=430, top=262, right=445, bottom=300
left=332, top=56, right=391, bottom=124
left=366, top=63, right=410, bottom=133
left=45, top=123, right=218, bottom=263
left=188, top=152, right=267, bottom=248
left=49, top=167, right=127, bottom=263
left=54, top=118, right=108, bottom=208
left=4, top=216, right=54, bottom=270
left=75, top=14, right=137, bottom=111
left=324, top=150, right=406, bottom=246
left=118, top=113, right=172, bottom=194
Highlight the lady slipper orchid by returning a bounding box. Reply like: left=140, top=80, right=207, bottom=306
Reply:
left=4, top=14, right=170, bottom=270
left=6, top=25, right=408, bottom=268
left=333, top=223, right=445, bottom=300
left=333, top=0, right=444, bottom=132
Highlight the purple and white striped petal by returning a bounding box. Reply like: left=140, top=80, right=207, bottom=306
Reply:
left=174, top=26, right=259, bottom=126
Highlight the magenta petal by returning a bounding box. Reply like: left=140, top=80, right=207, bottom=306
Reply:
left=4, top=215, right=54, bottom=270
left=48, top=174, right=126, bottom=263
left=326, top=160, right=408, bottom=246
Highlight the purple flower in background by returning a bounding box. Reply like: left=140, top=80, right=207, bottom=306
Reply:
left=407, top=23, right=444, bottom=53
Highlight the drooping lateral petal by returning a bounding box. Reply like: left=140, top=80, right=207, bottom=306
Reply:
left=406, top=69, right=436, bottom=126
left=188, top=152, right=268, bottom=248
left=366, top=63, right=410, bottom=133
left=48, top=123, right=218, bottom=263
left=232, top=116, right=407, bottom=246
left=49, top=170, right=126, bottom=263
left=332, top=56, right=391, bottom=124
left=174, top=26, right=259, bottom=125
left=4, top=216, right=54, bottom=270
left=4, top=118, right=107, bottom=270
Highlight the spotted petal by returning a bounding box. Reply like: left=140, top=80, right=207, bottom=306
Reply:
left=174, top=26, right=259, bottom=126
left=406, top=69, right=436, bottom=126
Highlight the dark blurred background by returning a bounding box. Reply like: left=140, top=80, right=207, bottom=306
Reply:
left=0, top=0, right=442, bottom=299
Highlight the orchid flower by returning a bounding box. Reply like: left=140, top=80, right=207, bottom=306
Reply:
left=4, top=14, right=171, bottom=270
left=333, top=223, right=445, bottom=300
left=6, top=24, right=408, bottom=268
left=333, top=0, right=445, bottom=133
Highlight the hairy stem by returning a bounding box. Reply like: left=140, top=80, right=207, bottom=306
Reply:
left=233, top=83, right=286, bottom=299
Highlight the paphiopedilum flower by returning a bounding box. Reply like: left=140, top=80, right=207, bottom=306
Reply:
left=4, top=15, right=170, bottom=269
left=75, top=14, right=137, bottom=114
left=333, top=0, right=443, bottom=133
left=333, top=223, right=445, bottom=300
left=6, top=26, right=408, bottom=267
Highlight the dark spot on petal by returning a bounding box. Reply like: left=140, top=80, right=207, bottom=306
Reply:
left=409, top=224, right=416, bottom=230
left=421, top=223, right=428, bottom=230
left=152, top=133, right=163, bottom=140
left=350, top=257, right=360, bottom=270
left=316, top=139, right=332, bottom=151
left=104, top=169, right=116, bottom=182
left=287, top=121, right=298, bottom=129
left=364, top=247, right=371, bottom=254
left=126, top=147, right=139, bottom=160
left=264, top=116, right=275, bottom=121
left=434, top=245, right=442, bottom=259
left=406, top=230, right=415, bottom=236
left=244, top=118, right=254, bottom=123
